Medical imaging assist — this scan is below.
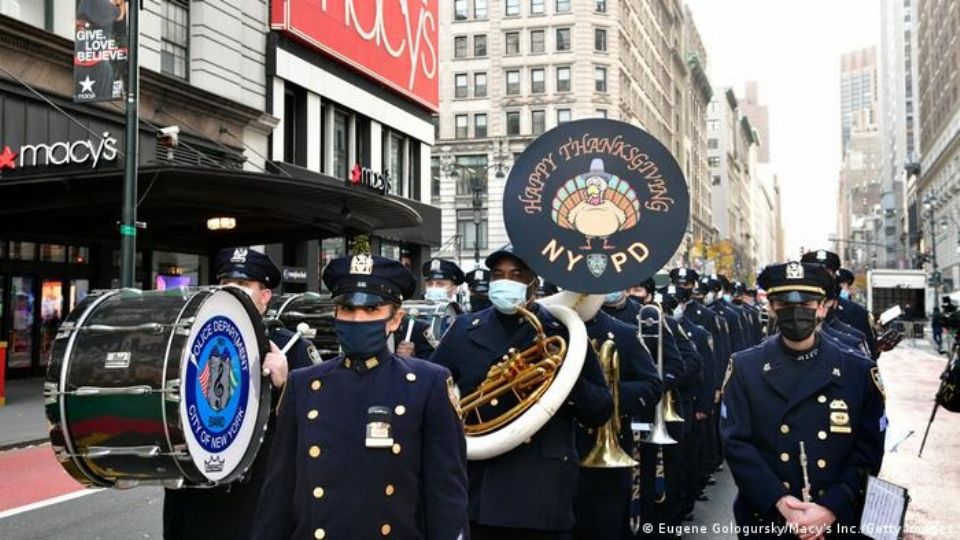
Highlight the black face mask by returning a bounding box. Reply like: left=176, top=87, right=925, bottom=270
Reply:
left=775, top=305, right=819, bottom=341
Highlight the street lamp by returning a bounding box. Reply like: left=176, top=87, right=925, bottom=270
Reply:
left=923, top=191, right=941, bottom=301
left=471, top=173, right=484, bottom=265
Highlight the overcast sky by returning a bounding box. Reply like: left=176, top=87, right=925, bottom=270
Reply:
left=685, top=0, right=881, bottom=259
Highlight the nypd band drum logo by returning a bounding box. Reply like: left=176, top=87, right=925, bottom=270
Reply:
left=183, top=315, right=251, bottom=476
left=503, top=119, right=690, bottom=293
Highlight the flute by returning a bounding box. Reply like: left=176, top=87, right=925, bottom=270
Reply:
left=799, top=441, right=812, bottom=502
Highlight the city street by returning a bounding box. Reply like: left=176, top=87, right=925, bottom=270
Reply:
left=1, top=339, right=957, bottom=539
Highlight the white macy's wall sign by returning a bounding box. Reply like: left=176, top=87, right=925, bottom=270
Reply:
left=0, top=132, right=119, bottom=171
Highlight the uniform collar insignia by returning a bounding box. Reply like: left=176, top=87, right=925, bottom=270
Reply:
left=763, top=362, right=771, bottom=372
left=832, top=367, right=841, bottom=377
left=607, top=331, right=615, bottom=340
left=230, top=247, right=248, bottom=263
left=350, top=254, right=374, bottom=275
left=830, top=399, right=848, bottom=410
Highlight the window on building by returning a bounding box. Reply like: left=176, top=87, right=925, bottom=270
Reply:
left=594, top=66, right=607, bottom=92
left=333, top=110, right=351, bottom=180
left=475, top=0, right=488, bottom=18
left=455, top=114, right=469, bottom=138
left=556, top=66, right=571, bottom=92
left=505, top=32, right=520, bottom=55
left=506, top=70, right=521, bottom=95
left=431, top=156, right=440, bottom=198
left=161, top=0, right=189, bottom=79
left=532, top=110, right=546, bottom=134
left=505, top=0, right=520, bottom=16
left=283, top=85, right=307, bottom=166
left=595, top=0, right=607, bottom=12
left=474, top=34, right=487, bottom=57
left=531, top=0, right=545, bottom=15
left=531, top=68, right=545, bottom=94
left=474, top=72, right=488, bottom=97
left=708, top=156, right=721, bottom=167
left=596, top=109, right=607, bottom=118
left=475, top=113, right=488, bottom=138
left=458, top=209, right=489, bottom=250
left=382, top=131, right=410, bottom=197
left=455, top=73, right=468, bottom=98
left=506, top=111, right=521, bottom=135
left=556, top=0, right=571, bottom=13
left=595, top=28, right=607, bottom=51
left=557, top=109, right=572, bottom=124
left=455, top=0, right=468, bottom=20
left=556, top=28, right=571, bottom=51
left=455, top=155, right=488, bottom=196
left=712, top=175, right=721, bottom=185
left=708, top=138, right=719, bottom=149
left=454, top=36, right=468, bottom=58
left=530, top=29, right=545, bottom=53
left=707, top=119, right=720, bottom=131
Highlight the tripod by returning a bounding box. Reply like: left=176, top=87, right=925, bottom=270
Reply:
left=918, top=330, right=960, bottom=457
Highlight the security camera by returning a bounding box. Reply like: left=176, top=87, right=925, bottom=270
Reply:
left=157, top=126, right=180, bottom=149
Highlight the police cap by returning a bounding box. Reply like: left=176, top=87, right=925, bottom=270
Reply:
left=800, top=250, right=841, bottom=273
left=757, top=261, right=834, bottom=303
left=836, top=268, right=855, bottom=286
left=485, top=244, right=535, bottom=275
left=669, top=267, right=700, bottom=285
left=465, top=268, right=491, bottom=294
left=322, top=254, right=417, bottom=306
left=422, top=258, right=465, bottom=285
left=215, top=247, right=282, bottom=288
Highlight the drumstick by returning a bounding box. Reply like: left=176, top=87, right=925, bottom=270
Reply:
left=404, top=308, right=420, bottom=342
left=264, top=323, right=310, bottom=376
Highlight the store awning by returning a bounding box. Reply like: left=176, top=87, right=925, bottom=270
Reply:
left=0, top=163, right=440, bottom=252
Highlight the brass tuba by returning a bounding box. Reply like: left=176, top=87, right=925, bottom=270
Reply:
left=581, top=339, right=639, bottom=468
left=638, top=304, right=677, bottom=445
left=460, top=298, right=589, bottom=460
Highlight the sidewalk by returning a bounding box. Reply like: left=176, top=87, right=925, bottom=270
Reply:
left=0, top=378, right=48, bottom=450
left=877, top=340, right=960, bottom=540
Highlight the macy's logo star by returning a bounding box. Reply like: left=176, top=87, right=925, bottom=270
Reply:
left=0, top=146, right=16, bottom=170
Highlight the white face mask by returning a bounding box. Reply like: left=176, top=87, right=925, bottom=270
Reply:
left=704, top=291, right=716, bottom=305
left=424, top=286, right=451, bottom=303
left=672, top=305, right=684, bottom=319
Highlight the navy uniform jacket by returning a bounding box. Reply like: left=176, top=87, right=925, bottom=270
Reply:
left=681, top=317, right=716, bottom=415
left=163, top=328, right=315, bottom=540
left=714, top=300, right=749, bottom=354
left=685, top=301, right=730, bottom=387
left=836, top=298, right=878, bottom=360
left=602, top=296, right=641, bottom=326
left=666, top=317, right=701, bottom=400
left=431, top=303, right=613, bottom=532
left=720, top=336, right=885, bottom=530
left=394, top=319, right=437, bottom=359
left=251, top=350, right=469, bottom=540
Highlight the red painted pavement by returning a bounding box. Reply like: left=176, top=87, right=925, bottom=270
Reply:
left=0, top=445, right=84, bottom=512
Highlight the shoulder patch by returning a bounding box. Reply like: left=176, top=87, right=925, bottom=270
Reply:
left=446, top=376, right=461, bottom=416
left=871, top=366, right=885, bottom=400
left=722, top=359, right=735, bottom=394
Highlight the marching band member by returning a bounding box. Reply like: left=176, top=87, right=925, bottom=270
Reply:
left=251, top=253, right=469, bottom=539
left=574, top=296, right=663, bottom=540
left=721, top=261, right=885, bottom=539
left=465, top=268, right=492, bottom=312
left=430, top=245, right=612, bottom=540
left=395, top=257, right=465, bottom=359
left=163, top=247, right=316, bottom=540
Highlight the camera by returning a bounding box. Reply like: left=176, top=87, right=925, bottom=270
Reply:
left=157, top=125, right=180, bottom=148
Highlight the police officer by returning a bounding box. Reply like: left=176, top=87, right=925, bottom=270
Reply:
left=836, top=269, right=856, bottom=302
left=163, top=247, right=316, bottom=540
left=717, top=274, right=757, bottom=348
left=465, top=267, right=492, bottom=311
left=721, top=261, right=885, bottom=539
left=801, top=250, right=879, bottom=360
left=702, top=275, right=749, bottom=356
left=252, top=253, right=469, bottom=539
left=430, top=245, right=612, bottom=539
left=732, top=281, right=764, bottom=347
left=395, top=257, right=465, bottom=359
left=574, top=296, right=663, bottom=540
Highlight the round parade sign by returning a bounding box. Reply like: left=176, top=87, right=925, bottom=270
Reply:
left=503, top=119, right=690, bottom=294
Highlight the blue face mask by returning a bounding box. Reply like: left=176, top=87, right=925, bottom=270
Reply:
left=604, top=291, right=625, bottom=305
left=424, top=286, right=451, bottom=302
left=335, top=316, right=391, bottom=360
left=723, top=294, right=733, bottom=303
left=839, top=290, right=850, bottom=300
left=489, top=279, right=530, bottom=314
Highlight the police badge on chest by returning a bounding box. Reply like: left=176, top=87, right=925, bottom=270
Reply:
left=366, top=406, right=394, bottom=448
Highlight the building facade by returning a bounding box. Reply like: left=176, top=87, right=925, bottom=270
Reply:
left=435, top=0, right=712, bottom=270
left=915, top=0, right=960, bottom=295
left=840, top=47, right=878, bottom=156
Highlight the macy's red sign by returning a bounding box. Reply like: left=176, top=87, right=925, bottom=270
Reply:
left=271, top=0, right=438, bottom=111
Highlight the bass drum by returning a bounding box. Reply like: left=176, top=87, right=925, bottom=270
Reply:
left=44, top=286, right=270, bottom=489
left=267, top=292, right=340, bottom=361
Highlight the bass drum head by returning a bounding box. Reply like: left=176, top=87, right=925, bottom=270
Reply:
left=178, top=287, right=269, bottom=484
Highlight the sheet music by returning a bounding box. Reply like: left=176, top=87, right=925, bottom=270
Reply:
left=860, top=476, right=908, bottom=540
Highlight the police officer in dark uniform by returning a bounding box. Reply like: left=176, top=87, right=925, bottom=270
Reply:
left=163, top=247, right=317, bottom=540
left=252, top=252, right=469, bottom=539
left=732, top=281, right=764, bottom=347
left=702, top=275, right=749, bottom=356
left=574, top=296, right=663, bottom=540
left=801, top=250, right=879, bottom=360
left=466, top=268, right=492, bottom=312
left=430, top=245, right=612, bottom=539
left=836, top=269, right=856, bottom=302
left=721, top=261, right=886, bottom=539
left=395, top=257, right=465, bottom=359
left=717, top=274, right=757, bottom=348
left=604, top=288, right=642, bottom=326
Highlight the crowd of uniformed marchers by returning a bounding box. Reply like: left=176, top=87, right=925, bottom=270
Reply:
left=163, top=246, right=885, bottom=540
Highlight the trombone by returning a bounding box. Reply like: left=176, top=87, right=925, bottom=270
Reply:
left=638, top=303, right=677, bottom=445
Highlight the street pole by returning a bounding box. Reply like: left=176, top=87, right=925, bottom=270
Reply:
left=929, top=195, right=941, bottom=304
left=472, top=174, right=482, bottom=266
left=120, top=2, right=140, bottom=288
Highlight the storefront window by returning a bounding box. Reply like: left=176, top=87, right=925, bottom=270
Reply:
left=0, top=239, right=5, bottom=259
left=320, top=238, right=346, bottom=291
left=8, top=276, right=34, bottom=369
left=380, top=242, right=401, bottom=261
left=40, top=279, right=63, bottom=366
left=334, top=110, right=349, bottom=180
left=70, top=279, right=90, bottom=313
left=152, top=251, right=205, bottom=290
left=69, top=246, right=90, bottom=264
left=40, top=244, right=67, bottom=263
left=383, top=131, right=407, bottom=197
left=9, top=241, right=36, bottom=261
